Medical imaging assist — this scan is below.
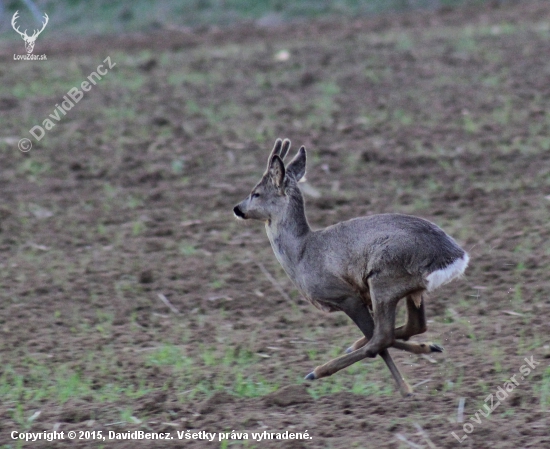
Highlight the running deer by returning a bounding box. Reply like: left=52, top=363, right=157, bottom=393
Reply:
left=233, top=138, right=469, bottom=396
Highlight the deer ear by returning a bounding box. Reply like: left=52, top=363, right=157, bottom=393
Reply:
left=279, top=139, right=291, bottom=161
left=286, top=146, right=306, bottom=182
left=267, top=138, right=283, bottom=171
left=267, top=138, right=292, bottom=171
left=268, top=155, right=285, bottom=188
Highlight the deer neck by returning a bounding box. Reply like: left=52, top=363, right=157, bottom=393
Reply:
left=265, top=191, right=311, bottom=277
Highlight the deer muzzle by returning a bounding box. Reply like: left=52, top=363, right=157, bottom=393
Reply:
left=233, top=204, right=247, bottom=220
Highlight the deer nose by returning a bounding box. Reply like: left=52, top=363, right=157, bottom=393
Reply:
left=233, top=205, right=246, bottom=219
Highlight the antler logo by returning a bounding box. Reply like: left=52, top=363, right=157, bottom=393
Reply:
left=11, top=10, right=49, bottom=54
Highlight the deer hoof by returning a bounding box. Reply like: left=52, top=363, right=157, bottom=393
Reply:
left=399, top=381, right=414, bottom=398
left=429, top=343, right=444, bottom=353
left=401, top=389, right=414, bottom=398
left=304, top=372, right=316, bottom=381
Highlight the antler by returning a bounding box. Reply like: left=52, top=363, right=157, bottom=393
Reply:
left=11, top=11, right=49, bottom=40
left=11, top=11, right=27, bottom=38
left=29, top=13, right=49, bottom=39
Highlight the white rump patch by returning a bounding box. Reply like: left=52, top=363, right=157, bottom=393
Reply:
left=426, top=253, right=469, bottom=292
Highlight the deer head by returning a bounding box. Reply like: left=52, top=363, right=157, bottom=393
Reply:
left=233, top=138, right=307, bottom=223
left=11, top=11, right=49, bottom=54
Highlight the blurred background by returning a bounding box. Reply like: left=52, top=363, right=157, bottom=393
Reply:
left=0, top=0, right=512, bottom=36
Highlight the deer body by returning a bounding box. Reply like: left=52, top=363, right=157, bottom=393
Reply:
left=267, top=212, right=466, bottom=313
left=234, top=138, right=468, bottom=396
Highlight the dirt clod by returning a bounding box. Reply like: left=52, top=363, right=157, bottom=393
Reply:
left=264, top=385, right=313, bottom=407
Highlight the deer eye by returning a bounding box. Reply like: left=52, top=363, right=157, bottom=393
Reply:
left=251, top=192, right=260, bottom=199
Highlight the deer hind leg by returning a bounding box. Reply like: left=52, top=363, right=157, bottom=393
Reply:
left=359, top=289, right=399, bottom=359
left=394, top=292, right=428, bottom=340
left=346, top=292, right=443, bottom=354
left=356, top=293, right=413, bottom=397
left=305, top=297, right=413, bottom=397
left=347, top=337, right=443, bottom=355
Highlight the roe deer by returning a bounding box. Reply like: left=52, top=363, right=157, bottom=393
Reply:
left=233, top=138, right=469, bottom=396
